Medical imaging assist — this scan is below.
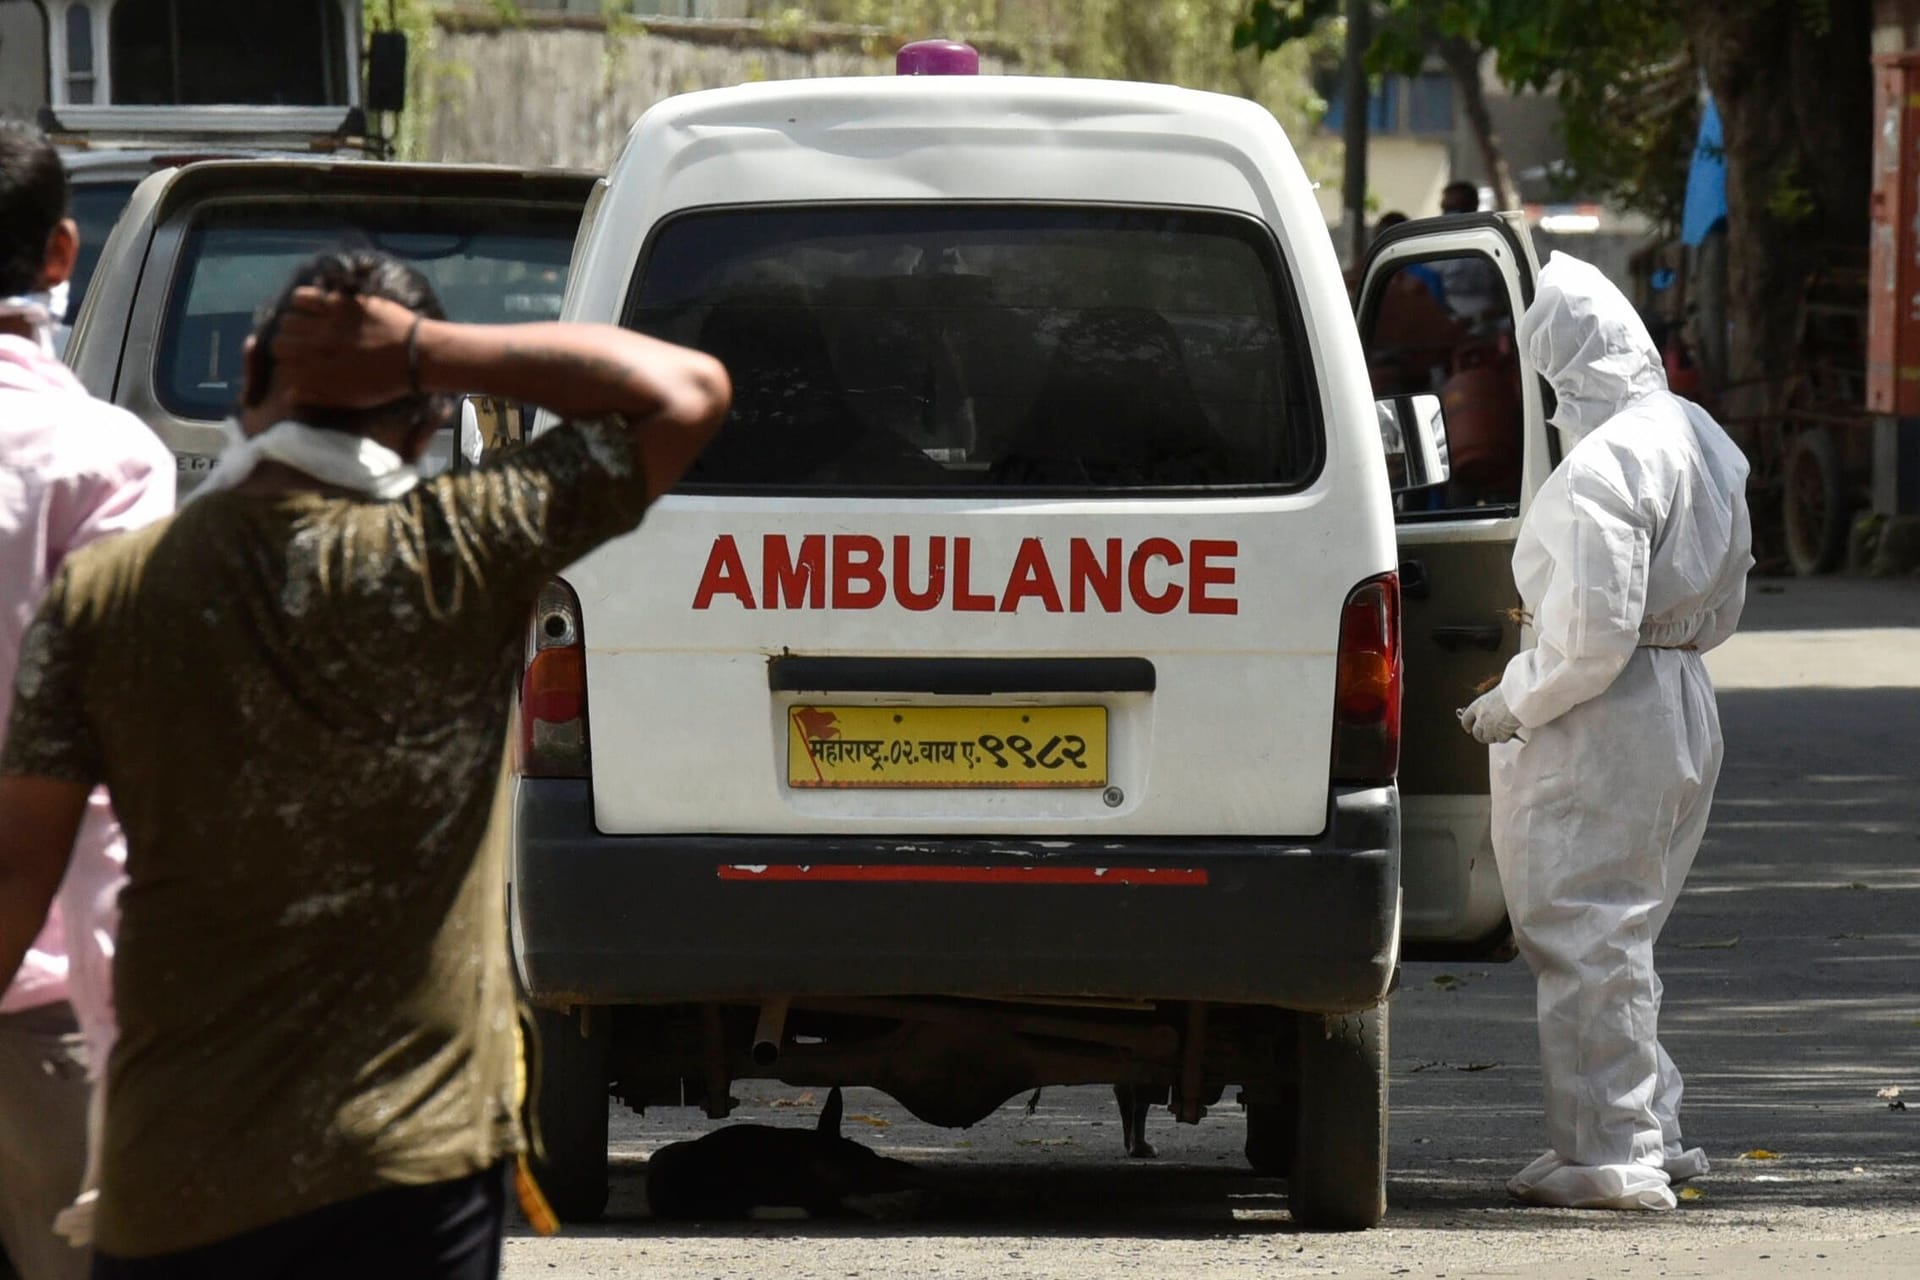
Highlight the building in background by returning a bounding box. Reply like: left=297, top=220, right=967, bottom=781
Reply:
left=1310, top=61, right=1455, bottom=227
left=0, top=0, right=378, bottom=330
left=0, top=0, right=47, bottom=117
left=1315, top=52, right=1651, bottom=295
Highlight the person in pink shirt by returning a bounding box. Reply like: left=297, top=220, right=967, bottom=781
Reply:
left=0, top=120, right=173, bottom=1280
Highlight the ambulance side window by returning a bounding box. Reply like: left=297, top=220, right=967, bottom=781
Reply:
left=1362, top=252, right=1523, bottom=516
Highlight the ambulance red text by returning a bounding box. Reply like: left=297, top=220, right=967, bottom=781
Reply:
left=691, top=534, right=1239, bottom=616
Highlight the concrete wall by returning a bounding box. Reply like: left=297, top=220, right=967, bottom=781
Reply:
left=516, top=1, right=754, bottom=15
left=415, top=17, right=1009, bottom=170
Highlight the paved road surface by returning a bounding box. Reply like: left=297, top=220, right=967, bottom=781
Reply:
left=506, top=576, right=1920, bottom=1278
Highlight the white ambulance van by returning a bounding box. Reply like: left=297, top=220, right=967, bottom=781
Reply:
left=505, top=43, right=1549, bottom=1229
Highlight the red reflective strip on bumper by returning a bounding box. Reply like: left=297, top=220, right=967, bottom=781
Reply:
left=716, top=864, right=1207, bottom=886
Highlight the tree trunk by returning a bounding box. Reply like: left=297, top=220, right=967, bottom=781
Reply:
left=1684, top=0, right=1871, bottom=457
left=1436, top=35, right=1516, bottom=211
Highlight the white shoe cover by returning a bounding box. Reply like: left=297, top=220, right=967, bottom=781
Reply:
left=1507, top=1149, right=1677, bottom=1211
left=1664, top=1146, right=1709, bottom=1182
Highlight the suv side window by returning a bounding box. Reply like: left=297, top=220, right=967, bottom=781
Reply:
left=1363, top=251, right=1523, bottom=516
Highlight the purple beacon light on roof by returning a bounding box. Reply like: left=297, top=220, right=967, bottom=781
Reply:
left=896, top=40, right=980, bottom=76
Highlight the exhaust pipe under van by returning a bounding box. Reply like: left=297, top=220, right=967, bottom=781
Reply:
left=751, top=997, right=791, bottom=1067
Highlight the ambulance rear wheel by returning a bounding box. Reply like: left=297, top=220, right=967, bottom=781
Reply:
left=1288, top=1004, right=1387, bottom=1231
left=528, top=1003, right=611, bottom=1222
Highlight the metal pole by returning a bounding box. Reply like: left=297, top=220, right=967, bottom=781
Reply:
left=1342, top=0, right=1371, bottom=269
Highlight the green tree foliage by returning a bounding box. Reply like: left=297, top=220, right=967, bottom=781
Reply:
left=1443, top=1, right=1694, bottom=228
left=1237, top=0, right=1698, bottom=225
left=1243, top=0, right=1874, bottom=477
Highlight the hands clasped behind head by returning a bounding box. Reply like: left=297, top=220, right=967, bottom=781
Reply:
left=267, top=287, right=422, bottom=413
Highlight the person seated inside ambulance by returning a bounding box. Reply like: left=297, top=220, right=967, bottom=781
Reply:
left=1366, top=250, right=1523, bottom=512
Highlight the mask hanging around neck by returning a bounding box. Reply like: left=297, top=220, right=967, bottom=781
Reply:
left=190, top=418, right=424, bottom=502
left=0, top=287, right=60, bottom=359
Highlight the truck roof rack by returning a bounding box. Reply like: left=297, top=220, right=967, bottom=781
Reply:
left=37, top=105, right=369, bottom=152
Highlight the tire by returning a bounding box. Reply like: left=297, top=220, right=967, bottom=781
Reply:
left=1244, top=1088, right=1298, bottom=1177
left=527, top=1004, right=612, bottom=1223
left=1287, top=1004, right=1388, bottom=1231
left=1783, top=428, right=1848, bottom=576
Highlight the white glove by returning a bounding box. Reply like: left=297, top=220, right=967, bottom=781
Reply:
left=1458, top=687, right=1522, bottom=745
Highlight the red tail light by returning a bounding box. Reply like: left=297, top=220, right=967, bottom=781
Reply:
left=518, top=579, right=589, bottom=778
left=1331, top=573, right=1401, bottom=784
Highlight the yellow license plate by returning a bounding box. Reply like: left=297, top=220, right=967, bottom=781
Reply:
left=787, top=705, right=1108, bottom=789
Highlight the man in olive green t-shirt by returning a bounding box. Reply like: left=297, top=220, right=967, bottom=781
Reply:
left=0, top=251, right=728, bottom=1275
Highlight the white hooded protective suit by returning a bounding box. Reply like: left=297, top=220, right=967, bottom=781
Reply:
left=1489, top=252, right=1753, bottom=1210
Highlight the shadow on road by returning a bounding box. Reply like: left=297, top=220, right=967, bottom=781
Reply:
left=1722, top=576, right=1920, bottom=633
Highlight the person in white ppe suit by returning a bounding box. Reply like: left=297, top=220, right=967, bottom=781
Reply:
left=1458, top=252, right=1753, bottom=1211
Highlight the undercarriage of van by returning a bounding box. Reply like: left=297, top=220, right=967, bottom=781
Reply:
left=608, top=994, right=1288, bottom=1129
left=528, top=992, right=1388, bottom=1233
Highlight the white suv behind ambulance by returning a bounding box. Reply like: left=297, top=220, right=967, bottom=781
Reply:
left=505, top=51, right=1551, bottom=1229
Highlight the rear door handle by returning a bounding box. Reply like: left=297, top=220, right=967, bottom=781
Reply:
left=1431, top=625, right=1505, bottom=653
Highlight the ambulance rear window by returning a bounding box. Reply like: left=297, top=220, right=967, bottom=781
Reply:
left=626, top=206, right=1320, bottom=493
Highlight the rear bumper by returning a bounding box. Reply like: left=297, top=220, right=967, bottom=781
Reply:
left=510, top=780, right=1398, bottom=1015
